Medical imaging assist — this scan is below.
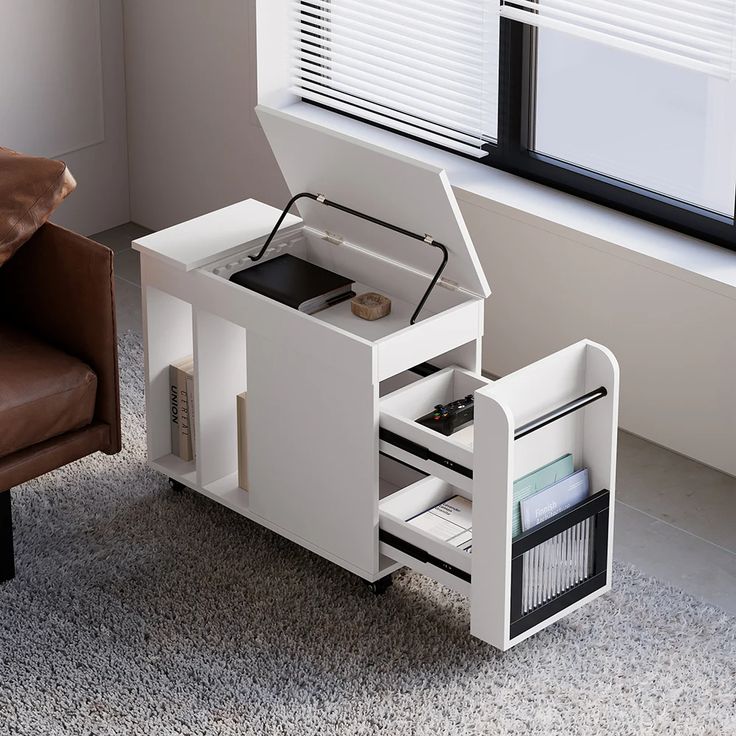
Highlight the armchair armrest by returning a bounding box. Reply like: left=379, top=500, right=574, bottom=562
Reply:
left=0, top=223, right=121, bottom=453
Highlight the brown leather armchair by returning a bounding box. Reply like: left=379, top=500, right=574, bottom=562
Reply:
left=0, top=222, right=121, bottom=581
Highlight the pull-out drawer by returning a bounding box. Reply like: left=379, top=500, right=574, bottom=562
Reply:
left=378, top=339, right=620, bottom=651
left=379, top=367, right=491, bottom=493
left=379, top=476, right=472, bottom=595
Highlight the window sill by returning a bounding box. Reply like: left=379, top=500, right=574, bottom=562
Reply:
left=277, top=101, right=736, bottom=301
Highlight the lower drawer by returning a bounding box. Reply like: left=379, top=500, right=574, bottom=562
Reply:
left=380, top=476, right=611, bottom=644
left=379, top=476, right=471, bottom=594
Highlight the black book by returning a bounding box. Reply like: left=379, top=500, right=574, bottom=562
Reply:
left=229, top=254, right=354, bottom=314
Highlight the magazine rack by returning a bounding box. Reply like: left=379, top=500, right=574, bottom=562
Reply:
left=133, top=106, right=619, bottom=651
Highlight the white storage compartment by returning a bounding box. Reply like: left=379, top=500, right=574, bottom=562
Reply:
left=379, top=477, right=472, bottom=595
left=203, top=224, right=478, bottom=345
left=379, top=366, right=490, bottom=491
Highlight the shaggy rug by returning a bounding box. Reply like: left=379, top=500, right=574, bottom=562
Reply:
left=1, top=333, right=734, bottom=736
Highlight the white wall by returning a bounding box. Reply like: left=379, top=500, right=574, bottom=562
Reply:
left=459, top=198, right=736, bottom=475
left=121, top=1, right=736, bottom=476
left=0, top=0, right=129, bottom=236
left=123, top=0, right=288, bottom=231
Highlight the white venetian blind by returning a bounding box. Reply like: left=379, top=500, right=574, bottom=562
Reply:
left=500, top=0, right=736, bottom=79
left=292, top=0, right=500, bottom=157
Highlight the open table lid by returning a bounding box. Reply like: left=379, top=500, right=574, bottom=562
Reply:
left=257, top=106, right=491, bottom=299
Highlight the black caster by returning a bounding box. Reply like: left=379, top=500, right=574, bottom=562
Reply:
left=367, top=575, right=393, bottom=595
left=168, top=477, right=185, bottom=493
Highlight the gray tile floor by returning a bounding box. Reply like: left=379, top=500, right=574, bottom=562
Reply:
left=93, top=223, right=736, bottom=615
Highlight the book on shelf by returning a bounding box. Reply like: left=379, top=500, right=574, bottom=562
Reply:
left=237, top=392, right=248, bottom=491
left=512, top=454, right=574, bottom=538
left=186, top=373, right=196, bottom=459
left=518, top=467, right=592, bottom=611
left=169, top=356, right=194, bottom=462
left=407, top=495, right=472, bottom=552
left=520, top=468, right=590, bottom=532
left=228, top=253, right=355, bottom=314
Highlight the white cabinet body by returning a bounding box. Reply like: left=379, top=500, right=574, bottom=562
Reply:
left=134, top=109, right=619, bottom=651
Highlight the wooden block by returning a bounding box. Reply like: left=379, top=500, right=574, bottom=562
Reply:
left=351, top=292, right=391, bottom=321
left=237, top=392, right=248, bottom=490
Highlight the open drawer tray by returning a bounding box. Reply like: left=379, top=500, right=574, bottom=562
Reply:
left=379, top=477, right=472, bottom=593
left=379, top=367, right=491, bottom=492
left=380, top=480, right=612, bottom=638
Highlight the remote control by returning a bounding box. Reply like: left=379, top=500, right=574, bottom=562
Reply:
left=416, top=394, right=474, bottom=436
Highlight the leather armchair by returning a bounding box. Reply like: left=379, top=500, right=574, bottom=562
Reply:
left=0, top=222, right=121, bottom=581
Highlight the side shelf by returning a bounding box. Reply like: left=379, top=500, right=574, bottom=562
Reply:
left=192, top=308, right=246, bottom=489
left=142, top=285, right=196, bottom=476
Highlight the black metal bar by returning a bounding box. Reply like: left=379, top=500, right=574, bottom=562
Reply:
left=378, top=451, right=429, bottom=477
left=593, top=506, right=610, bottom=576
left=512, top=489, right=610, bottom=558
left=509, top=571, right=608, bottom=639
left=378, top=427, right=473, bottom=479
left=248, top=191, right=449, bottom=324
left=514, top=386, right=607, bottom=441
left=379, top=529, right=471, bottom=584
left=510, top=553, right=524, bottom=623
left=0, top=490, right=15, bottom=583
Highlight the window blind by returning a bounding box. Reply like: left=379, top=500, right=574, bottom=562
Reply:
left=500, top=0, right=736, bottom=79
left=292, top=0, right=499, bottom=157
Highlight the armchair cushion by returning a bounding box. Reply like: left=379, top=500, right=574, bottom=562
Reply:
left=0, top=322, right=97, bottom=458
left=0, top=146, right=76, bottom=268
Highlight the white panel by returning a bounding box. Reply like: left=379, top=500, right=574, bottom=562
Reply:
left=376, top=300, right=483, bottom=380
left=133, top=199, right=302, bottom=271
left=49, top=0, right=130, bottom=235
left=247, top=330, right=380, bottom=576
left=0, top=0, right=104, bottom=157
left=124, top=0, right=290, bottom=231
left=461, top=197, right=736, bottom=476
left=257, top=105, right=492, bottom=299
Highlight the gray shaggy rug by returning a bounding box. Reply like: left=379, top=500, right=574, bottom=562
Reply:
left=1, top=333, right=734, bottom=736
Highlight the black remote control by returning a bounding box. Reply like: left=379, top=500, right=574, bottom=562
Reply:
left=416, top=394, right=474, bottom=436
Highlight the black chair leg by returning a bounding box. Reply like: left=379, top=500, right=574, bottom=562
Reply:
left=0, top=490, right=15, bottom=583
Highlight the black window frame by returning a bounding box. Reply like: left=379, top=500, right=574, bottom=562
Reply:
left=302, top=14, right=736, bottom=252
left=492, top=20, right=736, bottom=252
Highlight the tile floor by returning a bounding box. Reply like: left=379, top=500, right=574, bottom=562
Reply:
left=94, top=223, right=736, bottom=615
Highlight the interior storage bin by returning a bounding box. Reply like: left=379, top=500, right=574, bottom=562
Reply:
left=379, top=366, right=491, bottom=490
left=205, top=226, right=475, bottom=343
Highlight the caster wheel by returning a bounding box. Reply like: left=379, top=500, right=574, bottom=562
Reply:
left=168, top=477, right=185, bottom=493
left=367, top=575, right=393, bottom=595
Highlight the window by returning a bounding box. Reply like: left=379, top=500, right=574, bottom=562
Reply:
left=534, top=30, right=736, bottom=217
left=295, top=0, right=736, bottom=250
